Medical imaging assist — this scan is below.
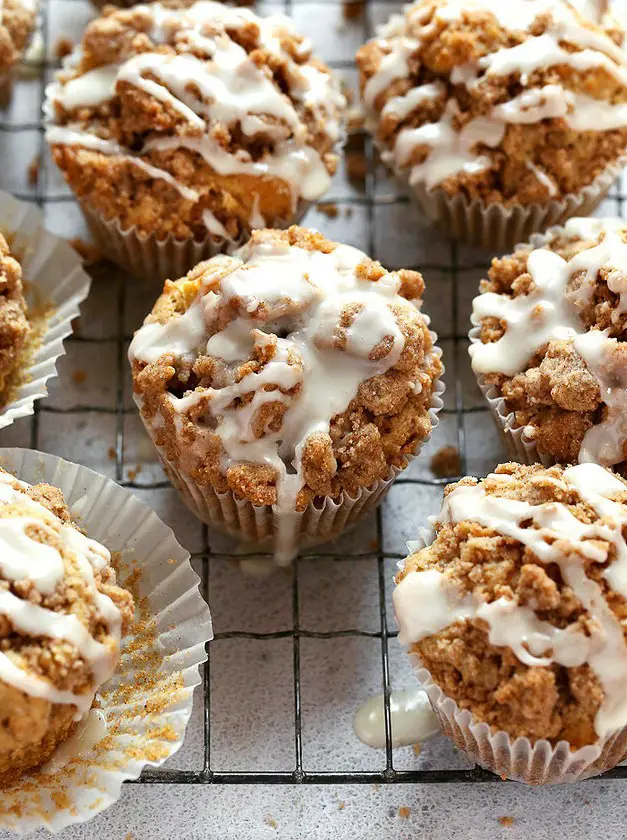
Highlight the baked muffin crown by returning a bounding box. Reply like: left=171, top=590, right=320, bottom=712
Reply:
left=356, top=0, right=627, bottom=205
left=46, top=1, right=345, bottom=241
left=129, top=226, right=442, bottom=512
left=471, top=217, right=627, bottom=470
left=394, top=461, right=627, bottom=747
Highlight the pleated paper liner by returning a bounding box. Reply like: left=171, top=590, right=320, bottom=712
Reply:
left=383, top=145, right=626, bottom=252
left=0, top=448, right=213, bottom=834
left=397, top=530, right=627, bottom=784
left=139, top=356, right=445, bottom=565
left=0, top=190, right=91, bottom=430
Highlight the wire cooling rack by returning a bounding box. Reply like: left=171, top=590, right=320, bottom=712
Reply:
left=2, top=0, right=627, bottom=793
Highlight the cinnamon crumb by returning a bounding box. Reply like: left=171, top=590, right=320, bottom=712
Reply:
left=317, top=202, right=339, bottom=219
left=71, top=369, right=86, bottom=385
left=398, top=806, right=411, bottom=819
left=498, top=817, right=514, bottom=828
left=338, top=801, right=346, bottom=810
left=430, top=445, right=461, bottom=479
left=27, top=155, right=40, bottom=187
left=107, top=447, right=116, bottom=461
left=54, top=37, right=73, bottom=59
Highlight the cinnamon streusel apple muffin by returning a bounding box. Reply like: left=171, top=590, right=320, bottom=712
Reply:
left=356, top=0, right=627, bottom=248
left=394, top=461, right=627, bottom=783
left=0, top=234, right=30, bottom=406
left=0, top=0, right=37, bottom=92
left=470, top=216, right=627, bottom=471
left=129, top=226, right=443, bottom=563
left=0, top=468, right=134, bottom=787
left=45, top=1, right=346, bottom=279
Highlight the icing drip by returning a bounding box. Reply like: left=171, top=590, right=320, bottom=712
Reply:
left=393, top=463, right=627, bottom=739
left=46, top=1, right=345, bottom=232
left=129, top=238, right=423, bottom=563
left=363, top=0, right=627, bottom=190
left=470, top=218, right=627, bottom=468
left=0, top=473, right=123, bottom=716
left=353, top=689, right=439, bottom=749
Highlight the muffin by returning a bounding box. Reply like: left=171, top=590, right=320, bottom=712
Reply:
left=356, top=0, right=627, bottom=249
left=0, top=235, right=30, bottom=407
left=0, top=0, right=36, bottom=93
left=0, top=468, right=134, bottom=787
left=129, top=225, right=444, bottom=563
left=470, top=216, right=627, bottom=471
left=44, top=1, right=346, bottom=279
left=394, top=461, right=627, bottom=783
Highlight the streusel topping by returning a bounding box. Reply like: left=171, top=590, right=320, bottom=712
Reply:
left=45, top=1, right=345, bottom=242
left=394, top=462, right=627, bottom=746
left=0, top=234, right=30, bottom=403
left=471, top=217, right=627, bottom=470
left=356, top=0, right=627, bottom=205
left=129, top=226, right=442, bottom=557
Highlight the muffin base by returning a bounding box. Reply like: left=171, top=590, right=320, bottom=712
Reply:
left=79, top=196, right=312, bottom=282
left=140, top=354, right=444, bottom=564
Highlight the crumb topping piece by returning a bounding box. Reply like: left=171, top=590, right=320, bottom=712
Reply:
left=394, top=462, right=627, bottom=746
left=0, top=470, right=133, bottom=715
left=471, top=216, right=627, bottom=471
left=129, top=226, right=442, bottom=559
left=0, top=235, right=29, bottom=402
left=356, top=0, right=627, bottom=205
left=45, top=2, right=345, bottom=241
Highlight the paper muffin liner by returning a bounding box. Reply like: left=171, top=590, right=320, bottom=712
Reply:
left=77, top=196, right=313, bottom=282
left=140, top=349, right=444, bottom=565
left=397, top=529, right=627, bottom=784
left=388, top=147, right=626, bottom=252
left=0, top=190, right=91, bottom=430
left=467, top=223, right=589, bottom=467
left=0, top=447, right=213, bottom=834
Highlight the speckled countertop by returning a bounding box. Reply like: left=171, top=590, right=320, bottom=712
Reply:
left=1, top=0, right=627, bottom=836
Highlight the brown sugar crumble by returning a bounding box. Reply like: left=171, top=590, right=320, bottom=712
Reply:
left=398, top=806, right=411, bottom=819
left=130, top=225, right=443, bottom=511
left=396, top=462, right=627, bottom=748
left=430, top=445, right=460, bottom=478
left=356, top=0, right=627, bottom=206
left=499, top=816, right=515, bottom=828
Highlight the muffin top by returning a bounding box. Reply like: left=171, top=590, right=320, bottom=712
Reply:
left=471, top=217, right=627, bottom=471
left=0, top=0, right=37, bottom=73
left=129, top=226, right=442, bottom=515
left=356, top=0, right=627, bottom=206
left=0, top=469, right=134, bottom=718
left=0, top=235, right=30, bottom=403
left=394, top=461, right=627, bottom=747
left=45, top=1, right=345, bottom=242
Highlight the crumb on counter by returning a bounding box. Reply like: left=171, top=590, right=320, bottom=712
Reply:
left=430, top=445, right=461, bottom=479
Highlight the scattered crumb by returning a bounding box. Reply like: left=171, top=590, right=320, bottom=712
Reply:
left=54, top=36, right=74, bottom=59
left=369, top=538, right=379, bottom=551
left=27, top=155, right=40, bottom=187
left=125, top=833, right=135, bottom=840
left=345, top=134, right=367, bottom=190
left=343, top=0, right=364, bottom=19
left=430, top=445, right=461, bottom=479
left=107, top=447, right=116, bottom=461
left=168, top=557, right=178, bottom=565
left=264, top=816, right=278, bottom=829
left=71, top=369, right=86, bottom=385
left=317, top=202, right=339, bottom=219
left=398, top=806, right=411, bottom=819
left=498, top=816, right=514, bottom=828
left=412, top=742, right=421, bottom=756
left=69, top=238, right=103, bottom=266
left=338, top=801, right=346, bottom=811
left=127, top=469, right=137, bottom=482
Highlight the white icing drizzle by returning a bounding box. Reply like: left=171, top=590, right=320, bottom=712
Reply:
left=364, top=0, right=627, bottom=191
left=353, top=689, right=439, bottom=749
left=0, top=472, right=123, bottom=717
left=470, top=218, right=627, bottom=469
left=129, top=237, right=426, bottom=563
left=46, top=1, right=345, bottom=233
left=393, top=463, right=627, bottom=739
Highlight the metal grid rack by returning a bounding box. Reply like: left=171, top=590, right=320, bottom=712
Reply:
left=3, top=0, right=627, bottom=792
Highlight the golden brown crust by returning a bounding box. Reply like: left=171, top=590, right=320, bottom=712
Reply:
left=131, top=226, right=443, bottom=509
left=48, top=3, right=343, bottom=241
left=397, top=462, right=627, bottom=747
left=0, top=472, right=134, bottom=786
left=477, top=224, right=627, bottom=470
left=0, top=235, right=30, bottom=404
left=356, top=0, right=627, bottom=206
